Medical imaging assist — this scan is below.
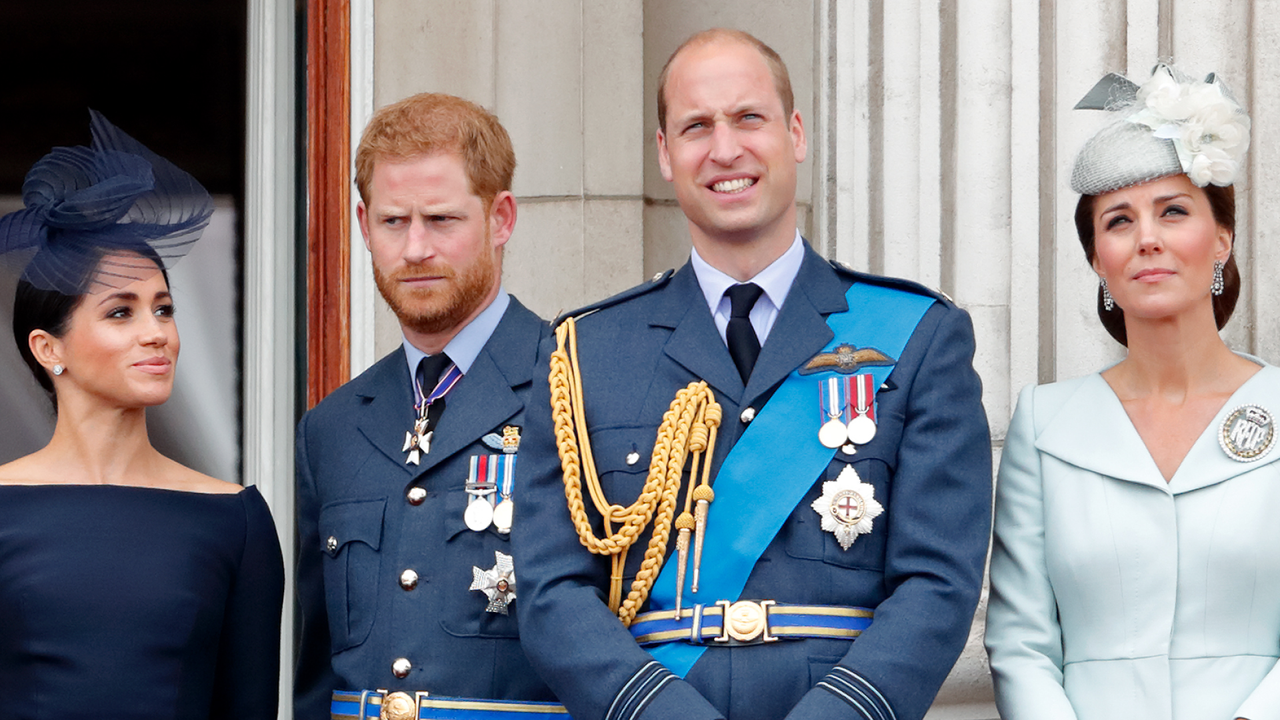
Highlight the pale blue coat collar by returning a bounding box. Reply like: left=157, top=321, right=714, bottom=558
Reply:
left=1035, top=360, right=1280, bottom=495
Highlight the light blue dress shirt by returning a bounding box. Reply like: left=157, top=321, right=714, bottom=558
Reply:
left=401, top=289, right=510, bottom=389
left=690, top=230, right=804, bottom=348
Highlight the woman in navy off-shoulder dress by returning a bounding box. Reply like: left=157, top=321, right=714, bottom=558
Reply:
left=0, top=111, right=284, bottom=720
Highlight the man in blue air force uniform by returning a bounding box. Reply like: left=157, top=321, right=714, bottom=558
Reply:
left=513, top=30, right=992, bottom=720
left=295, top=94, right=562, bottom=720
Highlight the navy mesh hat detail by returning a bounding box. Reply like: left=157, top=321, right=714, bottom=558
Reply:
left=0, top=110, right=214, bottom=293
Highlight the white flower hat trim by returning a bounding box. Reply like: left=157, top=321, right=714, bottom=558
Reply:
left=1125, top=65, right=1251, bottom=187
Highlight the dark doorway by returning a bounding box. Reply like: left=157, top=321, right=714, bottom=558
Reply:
left=0, top=1, right=245, bottom=195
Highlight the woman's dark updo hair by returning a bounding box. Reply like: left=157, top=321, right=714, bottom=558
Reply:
left=1074, top=181, right=1239, bottom=346
left=11, top=248, right=170, bottom=409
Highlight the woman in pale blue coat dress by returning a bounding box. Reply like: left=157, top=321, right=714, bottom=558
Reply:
left=985, top=64, right=1280, bottom=720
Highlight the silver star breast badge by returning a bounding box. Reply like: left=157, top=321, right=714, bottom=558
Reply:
left=470, top=551, right=517, bottom=614
left=811, top=464, right=884, bottom=550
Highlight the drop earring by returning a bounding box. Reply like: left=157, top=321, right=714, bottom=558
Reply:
left=1212, top=260, right=1224, bottom=296
left=1100, top=278, right=1114, bottom=311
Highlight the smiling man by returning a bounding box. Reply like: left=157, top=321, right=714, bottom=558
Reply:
left=294, top=93, right=561, bottom=720
left=513, top=30, right=992, bottom=720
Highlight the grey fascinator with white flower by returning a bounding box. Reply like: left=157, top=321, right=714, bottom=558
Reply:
left=1071, top=63, right=1251, bottom=195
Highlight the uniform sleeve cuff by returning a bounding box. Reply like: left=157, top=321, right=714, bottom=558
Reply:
left=606, top=661, right=723, bottom=720
left=786, top=666, right=893, bottom=720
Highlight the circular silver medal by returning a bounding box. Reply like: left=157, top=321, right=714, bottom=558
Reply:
left=819, top=418, right=847, bottom=448
left=493, top=499, right=514, bottom=533
left=847, top=415, right=876, bottom=446
left=465, top=498, right=494, bottom=531
left=1219, top=404, right=1275, bottom=462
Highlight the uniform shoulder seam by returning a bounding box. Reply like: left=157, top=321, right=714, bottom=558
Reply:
left=828, top=259, right=952, bottom=304
left=553, top=269, right=675, bottom=327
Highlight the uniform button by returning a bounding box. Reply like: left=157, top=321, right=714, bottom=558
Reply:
left=399, top=569, right=419, bottom=590
left=406, top=487, right=427, bottom=505
left=325, top=536, right=338, bottom=552
left=392, top=657, right=412, bottom=678
left=740, top=407, right=756, bottom=424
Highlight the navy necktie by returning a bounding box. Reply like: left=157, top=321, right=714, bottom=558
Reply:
left=725, top=283, right=764, bottom=383
left=416, top=353, right=452, bottom=426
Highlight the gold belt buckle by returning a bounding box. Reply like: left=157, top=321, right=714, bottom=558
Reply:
left=714, top=599, right=778, bottom=644
left=379, top=691, right=426, bottom=720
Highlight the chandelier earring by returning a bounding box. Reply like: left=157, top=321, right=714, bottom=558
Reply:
left=1100, top=277, right=1114, bottom=311
left=1212, top=260, right=1225, bottom=296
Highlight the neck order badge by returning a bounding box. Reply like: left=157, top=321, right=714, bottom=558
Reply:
left=403, top=357, right=462, bottom=465
left=646, top=281, right=936, bottom=677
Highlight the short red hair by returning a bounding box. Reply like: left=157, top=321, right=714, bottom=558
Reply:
left=354, top=93, right=515, bottom=207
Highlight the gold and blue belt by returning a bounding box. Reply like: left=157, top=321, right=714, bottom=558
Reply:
left=332, top=690, right=569, bottom=720
left=629, top=601, right=873, bottom=646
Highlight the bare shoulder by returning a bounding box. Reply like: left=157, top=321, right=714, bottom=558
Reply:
left=0, top=452, right=55, bottom=485
left=163, top=458, right=245, bottom=495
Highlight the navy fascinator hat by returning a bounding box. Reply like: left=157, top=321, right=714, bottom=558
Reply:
left=0, top=110, right=214, bottom=294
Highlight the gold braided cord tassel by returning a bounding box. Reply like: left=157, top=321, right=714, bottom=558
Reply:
left=673, top=516, right=693, bottom=614
left=691, top=485, right=715, bottom=592
left=550, top=318, right=721, bottom=627
left=691, top=405, right=719, bottom=592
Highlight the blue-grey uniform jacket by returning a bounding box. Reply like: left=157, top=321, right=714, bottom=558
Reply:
left=295, top=297, right=555, bottom=720
left=513, top=245, right=992, bottom=720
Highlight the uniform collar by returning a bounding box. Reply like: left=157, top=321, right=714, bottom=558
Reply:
left=401, top=289, right=510, bottom=379
left=690, top=231, right=804, bottom=334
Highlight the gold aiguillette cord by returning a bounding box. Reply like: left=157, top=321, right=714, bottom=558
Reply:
left=550, top=318, right=720, bottom=627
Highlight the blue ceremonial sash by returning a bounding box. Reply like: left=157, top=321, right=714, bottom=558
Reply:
left=647, top=281, right=936, bottom=677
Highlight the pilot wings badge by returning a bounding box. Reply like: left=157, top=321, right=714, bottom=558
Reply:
left=800, top=343, right=895, bottom=375
left=811, top=465, right=883, bottom=550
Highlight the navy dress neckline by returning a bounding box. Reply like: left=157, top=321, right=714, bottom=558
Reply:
left=0, top=482, right=284, bottom=720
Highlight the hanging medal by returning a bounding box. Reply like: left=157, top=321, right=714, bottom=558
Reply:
left=465, top=454, right=497, bottom=531
left=817, top=374, right=879, bottom=453
left=846, top=374, right=877, bottom=446
left=403, top=362, right=463, bottom=465
left=403, top=411, right=431, bottom=464
left=492, top=454, right=516, bottom=534
left=818, top=377, right=850, bottom=449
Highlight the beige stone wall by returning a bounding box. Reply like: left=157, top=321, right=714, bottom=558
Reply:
left=366, top=0, right=819, bottom=354
left=370, top=0, right=649, bottom=352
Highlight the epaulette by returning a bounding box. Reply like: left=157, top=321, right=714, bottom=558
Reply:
left=552, top=268, right=676, bottom=328
left=828, top=259, right=956, bottom=305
